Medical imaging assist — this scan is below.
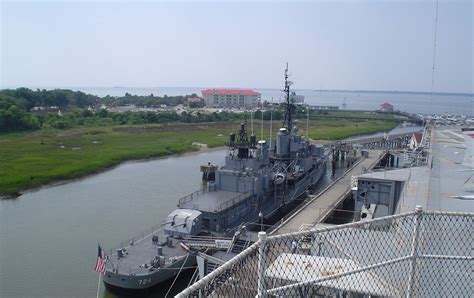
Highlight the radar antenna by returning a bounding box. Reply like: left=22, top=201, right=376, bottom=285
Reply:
left=282, top=63, right=295, bottom=134
left=226, top=113, right=256, bottom=159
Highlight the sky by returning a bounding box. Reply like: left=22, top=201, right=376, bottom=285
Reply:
left=0, top=0, right=472, bottom=93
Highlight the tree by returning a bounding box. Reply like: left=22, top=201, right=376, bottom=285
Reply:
left=189, top=101, right=204, bottom=108
left=96, top=109, right=108, bottom=118
left=81, top=109, right=93, bottom=118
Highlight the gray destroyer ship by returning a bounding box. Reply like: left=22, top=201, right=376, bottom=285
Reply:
left=102, top=65, right=330, bottom=294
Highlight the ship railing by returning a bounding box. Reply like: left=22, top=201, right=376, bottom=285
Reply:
left=126, top=254, right=190, bottom=276
left=183, top=235, right=234, bottom=246
left=184, top=235, right=233, bottom=241
left=216, top=192, right=252, bottom=213
left=177, top=187, right=209, bottom=208
left=183, top=235, right=235, bottom=251
left=106, top=224, right=165, bottom=257
left=178, top=190, right=252, bottom=213
left=239, top=221, right=276, bottom=231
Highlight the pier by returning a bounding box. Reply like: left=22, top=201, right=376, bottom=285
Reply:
left=346, top=131, right=416, bottom=149
left=270, top=149, right=384, bottom=235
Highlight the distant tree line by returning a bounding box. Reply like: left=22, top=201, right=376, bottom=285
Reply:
left=0, top=89, right=203, bottom=132
left=0, top=88, right=99, bottom=110
left=99, top=92, right=188, bottom=107
left=0, top=88, right=194, bottom=110
left=0, top=88, right=96, bottom=131
left=0, top=88, right=289, bottom=132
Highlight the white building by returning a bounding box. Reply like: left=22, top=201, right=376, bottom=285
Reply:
left=202, top=89, right=261, bottom=109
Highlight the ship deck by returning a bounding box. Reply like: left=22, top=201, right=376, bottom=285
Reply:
left=180, top=190, right=250, bottom=213
left=106, top=230, right=188, bottom=276
left=427, top=126, right=474, bottom=212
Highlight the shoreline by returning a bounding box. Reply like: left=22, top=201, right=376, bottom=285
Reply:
left=1, top=121, right=408, bottom=200
left=0, top=145, right=224, bottom=200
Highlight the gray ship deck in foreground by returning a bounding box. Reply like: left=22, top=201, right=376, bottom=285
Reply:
left=106, top=231, right=188, bottom=276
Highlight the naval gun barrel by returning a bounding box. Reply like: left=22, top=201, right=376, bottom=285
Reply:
left=173, top=222, right=187, bottom=227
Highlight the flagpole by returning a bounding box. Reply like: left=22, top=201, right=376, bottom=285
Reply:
left=96, top=274, right=101, bottom=298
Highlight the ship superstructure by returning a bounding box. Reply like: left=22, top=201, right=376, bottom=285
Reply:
left=169, top=64, right=327, bottom=235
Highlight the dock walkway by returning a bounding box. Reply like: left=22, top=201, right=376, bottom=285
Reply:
left=271, top=150, right=383, bottom=235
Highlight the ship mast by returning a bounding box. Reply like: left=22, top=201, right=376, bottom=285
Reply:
left=282, top=63, right=294, bottom=134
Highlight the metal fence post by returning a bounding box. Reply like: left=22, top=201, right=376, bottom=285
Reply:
left=257, top=231, right=267, bottom=297
left=407, top=205, right=423, bottom=297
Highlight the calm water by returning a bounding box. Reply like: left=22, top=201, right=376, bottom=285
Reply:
left=72, top=86, right=473, bottom=116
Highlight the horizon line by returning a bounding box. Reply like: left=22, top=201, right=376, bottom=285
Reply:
left=1, top=85, right=473, bottom=96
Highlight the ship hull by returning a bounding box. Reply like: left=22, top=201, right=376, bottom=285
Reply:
left=264, top=161, right=327, bottom=219
left=103, top=254, right=197, bottom=295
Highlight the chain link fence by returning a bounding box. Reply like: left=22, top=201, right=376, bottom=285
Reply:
left=177, top=208, right=473, bottom=297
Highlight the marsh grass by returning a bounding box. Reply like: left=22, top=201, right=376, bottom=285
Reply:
left=0, top=119, right=397, bottom=196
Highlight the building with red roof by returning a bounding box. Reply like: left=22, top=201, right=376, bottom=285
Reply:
left=201, top=89, right=261, bottom=109
left=379, top=102, right=394, bottom=112
left=409, top=132, right=424, bottom=149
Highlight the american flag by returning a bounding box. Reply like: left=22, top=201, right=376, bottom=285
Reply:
left=95, top=244, right=107, bottom=275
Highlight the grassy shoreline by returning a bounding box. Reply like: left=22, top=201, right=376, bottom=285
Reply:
left=0, top=119, right=398, bottom=198
left=3, top=146, right=225, bottom=200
